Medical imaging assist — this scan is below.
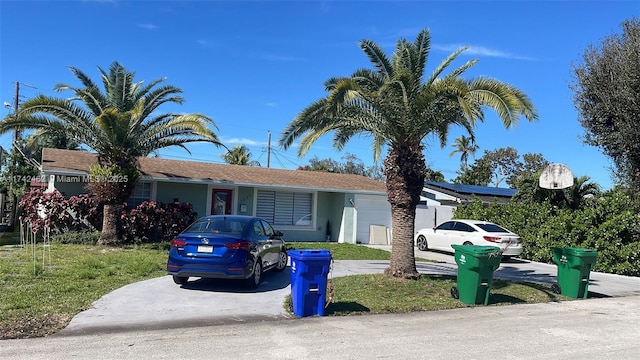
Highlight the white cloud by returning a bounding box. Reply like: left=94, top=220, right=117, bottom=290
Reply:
left=222, top=137, right=268, bottom=146
left=264, top=102, right=279, bottom=107
left=137, top=23, right=157, bottom=30
left=433, top=43, right=535, bottom=61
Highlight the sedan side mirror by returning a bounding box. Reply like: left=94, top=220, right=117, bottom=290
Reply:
left=272, top=231, right=284, bottom=238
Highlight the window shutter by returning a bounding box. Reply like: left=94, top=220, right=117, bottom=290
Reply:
left=256, top=190, right=312, bottom=226
left=293, top=193, right=312, bottom=224
left=256, top=191, right=275, bottom=223
left=274, top=192, right=294, bottom=225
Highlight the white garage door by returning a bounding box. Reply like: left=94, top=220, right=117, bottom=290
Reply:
left=355, top=194, right=391, bottom=244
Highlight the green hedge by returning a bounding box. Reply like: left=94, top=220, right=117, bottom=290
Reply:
left=454, top=188, right=640, bottom=276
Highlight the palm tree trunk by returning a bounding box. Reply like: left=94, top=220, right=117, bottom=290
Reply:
left=386, top=205, right=419, bottom=278
left=98, top=203, right=121, bottom=246
left=383, top=143, right=426, bottom=279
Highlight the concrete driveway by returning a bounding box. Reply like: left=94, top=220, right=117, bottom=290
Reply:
left=59, top=245, right=640, bottom=336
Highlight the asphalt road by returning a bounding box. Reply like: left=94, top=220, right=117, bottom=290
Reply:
left=2, top=296, right=639, bottom=359
left=49, top=246, right=640, bottom=336
left=1, top=245, right=639, bottom=359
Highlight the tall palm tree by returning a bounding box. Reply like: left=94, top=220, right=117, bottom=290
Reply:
left=0, top=62, right=223, bottom=245
left=449, top=135, right=478, bottom=170
left=222, top=145, right=260, bottom=166
left=279, top=29, right=537, bottom=278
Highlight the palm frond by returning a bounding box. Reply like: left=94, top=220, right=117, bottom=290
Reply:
left=139, top=85, right=185, bottom=120
left=410, top=28, right=431, bottom=80
left=279, top=99, right=327, bottom=150
left=62, top=66, right=98, bottom=90
left=467, top=77, right=538, bottom=128
left=426, top=46, right=468, bottom=85
left=359, top=39, right=394, bottom=79
left=444, top=59, right=478, bottom=80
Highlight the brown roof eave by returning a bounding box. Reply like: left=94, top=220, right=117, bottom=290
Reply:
left=41, top=148, right=387, bottom=194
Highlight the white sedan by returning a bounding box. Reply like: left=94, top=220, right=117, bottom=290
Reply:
left=414, top=219, right=523, bottom=259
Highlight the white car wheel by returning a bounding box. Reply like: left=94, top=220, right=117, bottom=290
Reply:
left=416, top=235, right=428, bottom=251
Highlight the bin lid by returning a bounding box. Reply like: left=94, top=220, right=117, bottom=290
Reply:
left=287, top=249, right=332, bottom=260
left=563, top=247, right=598, bottom=257
left=451, top=244, right=501, bottom=256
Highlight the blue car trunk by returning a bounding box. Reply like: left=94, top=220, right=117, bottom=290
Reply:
left=175, top=234, right=245, bottom=259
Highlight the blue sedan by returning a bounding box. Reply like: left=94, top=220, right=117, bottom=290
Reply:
left=167, top=215, right=287, bottom=288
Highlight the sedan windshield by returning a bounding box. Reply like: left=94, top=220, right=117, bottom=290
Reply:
left=184, top=218, right=248, bottom=235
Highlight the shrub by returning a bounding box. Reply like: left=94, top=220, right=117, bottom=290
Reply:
left=20, top=189, right=196, bottom=244
left=454, top=188, right=640, bottom=276
left=121, top=201, right=198, bottom=244
left=19, top=189, right=101, bottom=234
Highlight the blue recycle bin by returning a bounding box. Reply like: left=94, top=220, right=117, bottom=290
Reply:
left=288, top=249, right=332, bottom=317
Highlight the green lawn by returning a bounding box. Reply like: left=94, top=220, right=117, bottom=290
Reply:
left=1, top=238, right=562, bottom=339
left=0, top=240, right=168, bottom=339
left=286, top=242, right=560, bottom=315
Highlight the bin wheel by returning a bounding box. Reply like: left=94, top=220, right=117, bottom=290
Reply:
left=551, top=283, right=561, bottom=294
left=451, top=286, right=459, bottom=299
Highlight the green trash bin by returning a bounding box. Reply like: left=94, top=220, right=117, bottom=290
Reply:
left=551, top=247, right=598, bottom=299
left=451, top=244, right=502, bottom=305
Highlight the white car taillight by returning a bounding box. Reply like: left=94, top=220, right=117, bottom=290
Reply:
left=483, top=236, right=501, bottom=243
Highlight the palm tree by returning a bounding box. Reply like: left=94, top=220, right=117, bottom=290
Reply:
left=279, top=29, right=537, bottom=278
left=24, top=130, right=83, bottom=163
left=565, top=176, right=601, bottom=210
left=449, top=135, right=478, bottom=170
left=514, top=174, right=600, bottom=211
left=0, top=62, right=223, bottom=245
left=222, top=145, right=260, bottom=166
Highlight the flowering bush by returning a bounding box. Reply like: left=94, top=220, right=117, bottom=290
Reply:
left=121, top=201, right=198, bottom=244
left=19, top=188, right=101, bottom=233
left=20, top=189, right=197, bottom=243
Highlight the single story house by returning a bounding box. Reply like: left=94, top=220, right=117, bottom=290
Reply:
left=39, top=148, right=391, bottom=244
left=415, top=181, right=517, bottom=230
left=423, top=181, right=517, bottom=205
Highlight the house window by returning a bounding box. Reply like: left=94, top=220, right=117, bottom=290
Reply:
left=256, top=190, right=312, bottom=226
left=128, top=182, right=152, bottom=208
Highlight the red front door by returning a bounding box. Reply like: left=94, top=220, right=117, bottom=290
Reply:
left=211, top=189, right=232, bottom=215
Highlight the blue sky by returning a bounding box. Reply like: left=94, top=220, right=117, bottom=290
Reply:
left=1, top=0, right=638, bottom=190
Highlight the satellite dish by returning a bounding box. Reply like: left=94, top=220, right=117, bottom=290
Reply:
left=539, top=163, right=574, bottom=189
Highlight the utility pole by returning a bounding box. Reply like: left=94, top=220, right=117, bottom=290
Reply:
left=8, top=82, right=21, bottom=230
left=5, top=81, right=36, bottom=230
left=267, top=131, right=271, bottom=168
left=10, top=81, right=36, bottom=142
left=13, top=81, right=20, bottom=142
